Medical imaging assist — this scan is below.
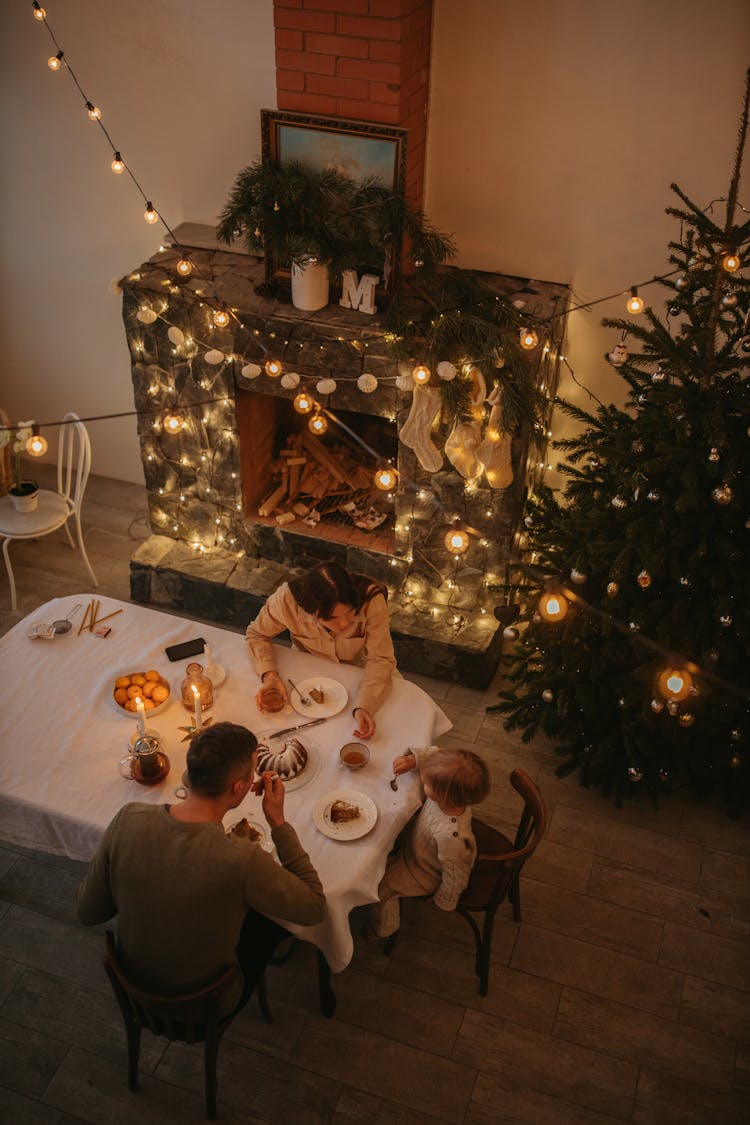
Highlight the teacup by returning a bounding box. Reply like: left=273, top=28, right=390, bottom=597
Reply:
left=259, top=687, right=285, bottom=714
left=340, top=742, right=370, bottom=770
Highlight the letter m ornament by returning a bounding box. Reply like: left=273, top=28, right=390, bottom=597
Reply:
left=339, top=270, right=380, bottom=315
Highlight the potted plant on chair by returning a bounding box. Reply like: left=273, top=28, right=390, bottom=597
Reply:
left=0, top=420, right=41, bottom=513
left=216, top=159, right=455, bottom=311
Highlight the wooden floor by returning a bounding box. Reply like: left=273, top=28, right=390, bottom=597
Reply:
left=1, top=468, right=749, bottom=1124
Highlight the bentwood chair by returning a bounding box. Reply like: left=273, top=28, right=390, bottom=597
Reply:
left=103, top=932, right=271, bottom=1120
left=386, top=769, right=547, bottom=997
left=0, top=411, right=98, bottom=609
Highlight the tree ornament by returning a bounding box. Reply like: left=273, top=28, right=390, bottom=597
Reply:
left=666, top=699, right=679, bottom=716
left=204, top=349, right=225, bottom=365
left=399, top=385, right=443, bottom=472
left=637, top=392, right=648, bottom=404
left=740, top=336, right=750, bottom=354
left=241, top=363, right=261, bottom=379
left=650, top=698, right=664, bottom=713
left=651, top=369, right=666, bottom=383
left=167, top=326, right=184, bottom=346
left=668, top=303, right=680, bottom=316
left=542, top=689, right=554, bottom=702
left=253, top=226, right=262, bottom=239
left=494, top=604, right=520, bottom=625
left=570, top=568, right=587, bottom=584
left=627, top=766, right=643, bottom=782
left=730, top=729, right=742, bottom=741
left=637, top=569, right=652, bottom=588
left=395, top=374, right=414, bottom=392
left=708, top=447, right=721, bottom=462
left=647, top=490, right=661, bottom=502
left=611, top=496, right=628, bottom=509
left=136, top=306, right=157, bottom=324
left=357, top=373, right=378, bottom=393
left=588, top=456, right=602, bottom=471
left=414, top=258, right=424, bottom=268
left=675, top=274, right=691, bottom=291
left=608, top=344, right=628, bottom=367
left=524, top=514, right=535, bottom=528
left=437, top=361, right=457, bottom=381
left=680, top=576, right=690, bottom=587
left=721, top=292, right=738, bottom=309
left=719, top=615, right=733, bottom=626
left=631, top=438, right=645, bottom=454
left=280, top=372, right=301, bottom=389
left=477, top=382, right=513, bottom=489
left=679, top=712, right=695, bottom=728
left=629, top=621, right=640, bottom=631
left=502, top=626, right=519, bottom=641
left=315, top=377, right=336, bottom=395
left=712, top=484, right=733, bottom=505
left=606, top=582, right=619, bottom=598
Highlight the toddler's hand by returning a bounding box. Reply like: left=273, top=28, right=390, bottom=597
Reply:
left=392, top=750, right=417, bottom=776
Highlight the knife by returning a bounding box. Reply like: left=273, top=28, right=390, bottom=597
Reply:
left=268, top=717, right=328, bottom=740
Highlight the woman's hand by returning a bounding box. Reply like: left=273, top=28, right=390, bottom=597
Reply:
left=353, top=707, right=375, bottom=740
left=392, top=750, right=417, bottom=776
left=254, top=670, right=288, bottom=712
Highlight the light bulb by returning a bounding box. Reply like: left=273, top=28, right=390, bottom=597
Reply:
left=86, top=102, right=101, bottom=121
left=33, top=4, right=46, bottom=20
left=520, top=327, right=539, bottom=350
left=412, top=363, right=431, bottom=385
left=538, top=590, right=569, bottom=622
left=264, top=358, right=282, bottom=377
left=657, top=667, right=693, bottom=702
left=722, top=251, right=741, bottom=273
left=47, top=51, right=63, bottom=71
left=27, top=433, right=47, bottom=457
left=308, top=412, right=328, bottom=435
left=163, top=412, right=183, bottom=434
left=144, top=202, right=158, bottom=224
left=374, top=467, right=398, bottom=491
left=626, top=286, right=644, bottom=314
left=213, top=308, right=230, bottom=329
left=443, top=528, right=470, bottom=555
left=111, top=151, right=124, bottom=174
left=176, top=257, right=192, bottom=276
left=293, top=392, right=314, bottom=414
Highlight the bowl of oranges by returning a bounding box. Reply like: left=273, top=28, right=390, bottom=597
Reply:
left=112, top=670, right=171, bottom=716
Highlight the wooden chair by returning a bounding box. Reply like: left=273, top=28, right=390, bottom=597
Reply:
left=103, top=931, right=271, bottom=1120
left=0, top=411, right=98, bottom=609
left=385, top=768, right=547, bottom=997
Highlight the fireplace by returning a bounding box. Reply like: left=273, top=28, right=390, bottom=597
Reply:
left=122, top=229, right=568, bottom=687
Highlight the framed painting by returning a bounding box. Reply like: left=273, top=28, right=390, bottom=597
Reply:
left=260, top=109, right=407, bottom=292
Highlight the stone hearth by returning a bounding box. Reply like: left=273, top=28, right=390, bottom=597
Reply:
left=122, top=226, right=567, bottom=687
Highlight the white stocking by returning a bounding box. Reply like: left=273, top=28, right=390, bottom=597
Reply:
left=445, top=367, right=486, bottom=480
left=399, top=385, right=443, bottom=472
left=477, top=384, right=513, bottom=488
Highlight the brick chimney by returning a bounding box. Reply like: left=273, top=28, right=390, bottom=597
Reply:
left=273, top=0, right=433, bottom=206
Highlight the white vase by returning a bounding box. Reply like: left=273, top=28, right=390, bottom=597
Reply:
left=9, top=482, right=39, bottom=513
left=291, top=259, right=329, bottom=312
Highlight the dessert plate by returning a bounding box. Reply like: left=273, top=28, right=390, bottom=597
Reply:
left=255, top=739, right=321, bottom=793
left=313, top=787, right=378, bottom=841
left=224, top=816, right=274, bottom=853
left=289, top=676, right=348, bottom=719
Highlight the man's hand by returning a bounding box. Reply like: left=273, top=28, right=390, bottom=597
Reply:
left=353, top=707, right=375, bottom=740
left=261, top=772, right=285, bottom=829
left=254, top=670, right=289, bottom=712
left=392, top=749, right=417, bottom=776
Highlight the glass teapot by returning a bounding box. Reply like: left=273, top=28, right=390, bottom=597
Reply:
left=119, top=734, right=170, bottom=785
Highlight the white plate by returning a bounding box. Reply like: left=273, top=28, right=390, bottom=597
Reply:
left=289, top=676, right=348, bottom=719
left=110, top=674, right=172, bottom=718
left=225, top=817, right=274, bottom=853
left=255, top=739, right=321, bottom=793
left=313, top=788, right=378, bottom=841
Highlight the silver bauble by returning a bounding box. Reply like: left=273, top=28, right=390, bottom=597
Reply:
left=721, top=292, right=738, bottom=308
left=502, top=626, right=519, bottom=641
left=541, top=689, right=554, bottom=703
left=650, top=698, right=664, bottom=713
left=675, top=274, right=690, bottom=291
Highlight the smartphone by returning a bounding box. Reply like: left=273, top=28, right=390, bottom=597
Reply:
left=165, top=637, right=205, bottom=662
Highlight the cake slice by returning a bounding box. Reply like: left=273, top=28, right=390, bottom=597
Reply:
left=229, top=818, right=262, bottom=842
left=330, top=799, right=360, bottom=824
left=309, top=685, right=325, bottom=704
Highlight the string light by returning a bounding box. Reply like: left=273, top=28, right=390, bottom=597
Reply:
left=444, top=527, right=470, bottom=555
left=47, top=51, right=63, bottom=71
left=308, top=411, right=328, bottom=435
left=163, top=412, right=183, bottom=434
left=412, top=363, right=431, bottom=385
left=264, top=358, right=282, bottom=377
left=538, top=590, right=569, bottom=622
left=32, top=3, right=46, bottom=20
left=519, top=327, right=539, bottom=350
left=85, top=101, right=101, bottom=121
left=27, top=432, right=47, bottom=457
left=111, top=151, right=124, bottom=174
left=374, top=467, right=398, bottom=491
left=626, top=286, right=644, bottom=314
left=293, top=391, right=314, bottom=414
left=176, top=257, right=192, bottom=276
left=144, top=202, right=158, bottom=224
left=722, top=251, right=741, bottom=272
left=657, top=667, right=693, bottom=702
left=212, top=308, right=230, bottom=329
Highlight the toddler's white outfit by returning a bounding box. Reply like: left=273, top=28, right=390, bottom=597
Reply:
left=368, top=747, right=477, bottom=938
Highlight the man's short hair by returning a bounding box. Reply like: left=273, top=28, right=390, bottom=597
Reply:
left=186, top=722, right=257, bottom=797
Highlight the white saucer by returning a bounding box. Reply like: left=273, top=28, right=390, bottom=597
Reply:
left=313, top=788, right=378, bottom=841
left=289, top=676, right=348, bottom=719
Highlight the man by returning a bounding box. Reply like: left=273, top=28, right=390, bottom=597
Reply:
left=77, top=722, right=326, bottom=1014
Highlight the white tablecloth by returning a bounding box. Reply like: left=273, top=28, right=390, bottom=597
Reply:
left=0, top=595, right=451, bottom=972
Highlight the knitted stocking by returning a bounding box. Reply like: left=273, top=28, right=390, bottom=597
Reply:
left=399, top=385, right=443, bottom=472
left=477, top=384, right=513, bottom=488
left=445, top=367, right=487, bottom=480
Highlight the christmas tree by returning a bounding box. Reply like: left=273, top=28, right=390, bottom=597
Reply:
left=492, top=70, right=750, bottom=815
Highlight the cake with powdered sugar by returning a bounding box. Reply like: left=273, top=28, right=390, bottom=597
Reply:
left=256, top=737, right=308, bottom=780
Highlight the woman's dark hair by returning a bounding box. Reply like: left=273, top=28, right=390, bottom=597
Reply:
left=187, top=722, right=257, bottom=797
left=288, top=561, right=386, bottom=619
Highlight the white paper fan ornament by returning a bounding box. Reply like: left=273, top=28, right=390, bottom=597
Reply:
left=204, top=349, right=225, bottom=365
left=281, top=372, right=301, bottom=389
left=395, top=374, right=413, bottom=391
left=167, top=326, right=184, bottom=346
left=241, top=363, right=261, bottom=379
left=316, top=378, right=337, bottom=395
left=357, top=373, right=378, bottom=393
left=136, top=307, right=157, bottom=324
left=437, top=361, right=457, bottom=381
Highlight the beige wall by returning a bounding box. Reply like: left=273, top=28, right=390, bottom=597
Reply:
left=428, top=0, right=750, bottom=485
left=1, top=0, right=748, bottom=486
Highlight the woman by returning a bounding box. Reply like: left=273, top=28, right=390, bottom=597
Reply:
left=246, top=561, right=396, bottom=739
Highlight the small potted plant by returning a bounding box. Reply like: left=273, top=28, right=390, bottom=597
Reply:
left=216, top=159, right=455, bottom=311
left=0, top=420, right=40, bottom=512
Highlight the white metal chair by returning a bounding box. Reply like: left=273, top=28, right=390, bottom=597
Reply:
left=0, top=412, right=98, bottom=610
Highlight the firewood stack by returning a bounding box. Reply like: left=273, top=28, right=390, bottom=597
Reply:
left=257, top=431, right=387, bottom=531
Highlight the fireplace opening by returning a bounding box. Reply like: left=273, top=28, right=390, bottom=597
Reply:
left=236, top=390, right=397, bottom=553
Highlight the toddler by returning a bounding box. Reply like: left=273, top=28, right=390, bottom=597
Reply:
left=367, top=746, right=491, bottom=938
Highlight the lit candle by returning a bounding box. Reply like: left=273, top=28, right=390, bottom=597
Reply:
left=135, top=696, right=146, bottom=736
left=192, top=684, right=202, bottom=729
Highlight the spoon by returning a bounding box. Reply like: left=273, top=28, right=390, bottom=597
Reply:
left=52, top=603, right=83, bottom=634
left=389, top=774, right=399, bottom=791
left=287, top=677, right=313, bottom=706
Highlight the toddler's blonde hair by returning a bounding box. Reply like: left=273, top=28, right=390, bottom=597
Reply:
left=420, top=748, right=490, bottom=807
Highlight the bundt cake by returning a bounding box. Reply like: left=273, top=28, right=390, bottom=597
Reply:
left=256, top=737, right=308, bottom=780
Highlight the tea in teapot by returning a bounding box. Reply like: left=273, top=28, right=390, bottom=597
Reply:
left=119, top=735, right=170, bottom=785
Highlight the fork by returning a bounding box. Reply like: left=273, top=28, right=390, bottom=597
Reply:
left=288, top=677, right=313, bottom=706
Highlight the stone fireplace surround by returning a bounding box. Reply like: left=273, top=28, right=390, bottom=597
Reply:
left=123, top=227, right=567, bottom=688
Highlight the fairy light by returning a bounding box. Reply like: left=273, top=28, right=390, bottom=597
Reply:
left=374, top=467, right=398, bottom=491
left=176, top=257, right=192, bottom=276
left=657, top=667, right=693, bottom=702
left=27, top=433, right=48, bottom=457
left=722, top=251, right=741, bottom=273
left=33, top=3, right=46, bottom=19
left=308, top=411, right=328, bottom=435
left=538, top=590, right=569, bottom=622
left=293, top=392, right=314, bottom=414
left=444, top=528, right=470, bottom=555
left=47, top=51, right=63, bottom=71
left=86, top=101, right=101, bottom=121
left=264, top=358, right=282, bottom=377
left=111, top=151, right=124, bottom=174
left=520, top=327, right=539, bottom=350
left=412, top=363, right=431, bottom=385
left=212, top=308, right=230, bottom=329
left=144, top=202, right=158, bottom=224
left=626, top=286, right=644, bottom=314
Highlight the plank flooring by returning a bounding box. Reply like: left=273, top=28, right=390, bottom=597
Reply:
left=1, top=467, right=748, bottom=1123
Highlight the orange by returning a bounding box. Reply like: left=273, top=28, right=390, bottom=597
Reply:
left=143, top=698, right=156, bottom=711
left=130, top=673, right=146, bottom=686
left=144, top=669, right=160, bottom=682
left=124, top=698, right=138, bottom=712
left=126, top=684, right=142, bottom=700
left=115, top=675, right=131, bottom=689
left=114, top=687, right=128, bottom=706
left=151, top=684, right=169, bottom=704
left=141, top=681, right=155, bottom=698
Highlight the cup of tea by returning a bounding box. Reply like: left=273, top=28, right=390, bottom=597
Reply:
left=340, top=742, right=370, bottom=770
left=259, top=687, right=285, bottom=714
